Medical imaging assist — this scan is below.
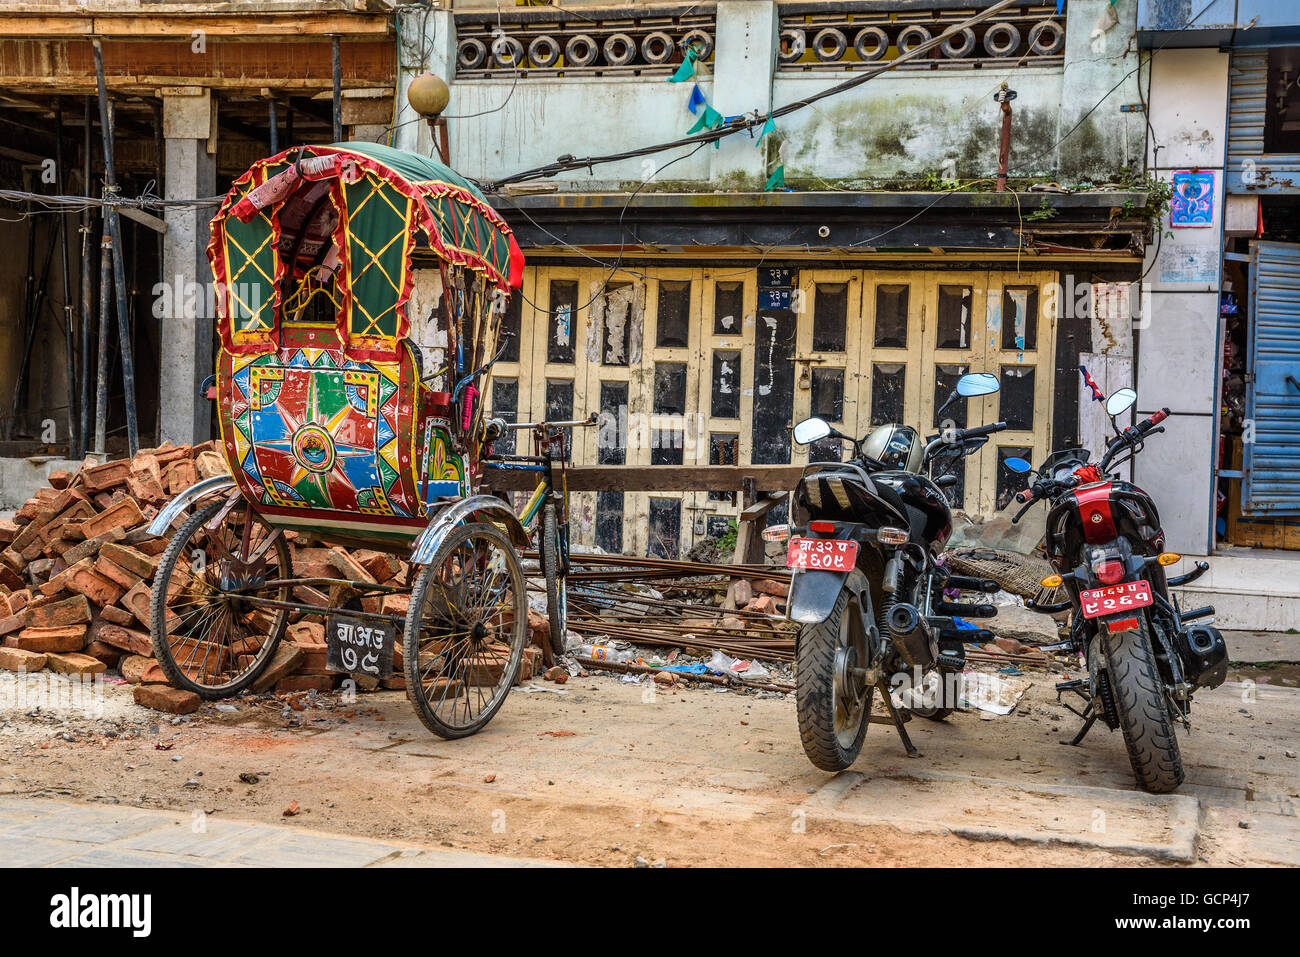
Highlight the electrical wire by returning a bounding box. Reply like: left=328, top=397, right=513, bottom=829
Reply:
left=503, top=140, right=711, bottom=317
left=484, top=0, right=1023, bottom=190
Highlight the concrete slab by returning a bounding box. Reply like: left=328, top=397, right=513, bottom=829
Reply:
left=1, top=805, right=166, bottom=844
left=0, top=835, right=87, bottom=867
left=0, top=797, right=562, bottom=868
left=807, top=769, right=1202, bottom=862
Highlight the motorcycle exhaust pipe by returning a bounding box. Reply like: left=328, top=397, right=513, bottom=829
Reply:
left=887, top=602, right=934, bottom=668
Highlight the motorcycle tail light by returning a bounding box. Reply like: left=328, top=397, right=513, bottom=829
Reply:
left=809, top=520, right=836, bottom=534
left=1094, top=558, right=1125, bottom=584
left=761, top=524, right=790, bottom=542
left=876, top=527, right=908, bottom=544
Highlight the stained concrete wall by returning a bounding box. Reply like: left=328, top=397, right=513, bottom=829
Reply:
left=397, top=1, right=1143, bottom=190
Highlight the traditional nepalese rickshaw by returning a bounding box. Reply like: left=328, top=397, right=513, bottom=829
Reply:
left=146, top=142, right=535, bottom=738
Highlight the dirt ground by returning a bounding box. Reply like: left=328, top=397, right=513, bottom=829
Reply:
left=1, top=630, right=1296, bottom=868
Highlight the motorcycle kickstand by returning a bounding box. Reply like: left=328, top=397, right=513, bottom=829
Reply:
left=1061, top=702, right=1098, bottom=747
left=875, top=677, right=920, bottom=758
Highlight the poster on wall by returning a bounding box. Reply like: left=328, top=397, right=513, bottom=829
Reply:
left=1170, top=170, right=1215, bottom=227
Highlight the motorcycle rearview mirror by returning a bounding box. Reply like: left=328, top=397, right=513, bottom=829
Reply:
left=792, top=417, right=833, bottom=446
left=1105, top=387, right=1137, bottom=417
left=1005, top=456, right=1032, bottom=474
left=956, top=372, right=1001, bottom=397
left=936, top=371, right=1001, bottom=419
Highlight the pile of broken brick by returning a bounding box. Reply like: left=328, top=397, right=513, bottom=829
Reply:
left=0, top=444, right=552, bottom=717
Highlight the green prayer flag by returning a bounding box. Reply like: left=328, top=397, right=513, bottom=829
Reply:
left=687, top=104, right=723, bottom=135
left=764, top=165, right=786, bottom=191
left=668, top=48, right=697, bottom=83
left=755, top=114, right=776, bottom=147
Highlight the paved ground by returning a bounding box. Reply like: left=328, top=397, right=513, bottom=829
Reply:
left=0, top=629, right=1296, bottom=867
left=0, top=796, right=558, bottom=867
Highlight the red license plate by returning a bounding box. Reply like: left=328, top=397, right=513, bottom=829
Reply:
left=1080, top=580, right=1153, bottom=619
left=786, top=537, right=858, bottom=572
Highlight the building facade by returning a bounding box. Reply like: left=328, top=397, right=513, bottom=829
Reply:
left=395, top=0, right=1155, bottom=558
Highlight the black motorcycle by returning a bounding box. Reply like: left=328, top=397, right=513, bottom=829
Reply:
left=1006, top=380, right=1226, bottom=792
left=778, top=372, right=1009, bottom=771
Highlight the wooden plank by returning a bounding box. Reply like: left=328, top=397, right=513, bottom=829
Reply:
left=0, top=15, right=392, bottom=39
left=481, top=464, right=804, bottom=493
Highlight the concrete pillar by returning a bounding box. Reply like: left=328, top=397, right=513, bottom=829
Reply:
left=1135, top=48, right=1229, bottom=555
left=160, top=87, right=216, bottom=446
left=709, top=1, right=779, bottom=187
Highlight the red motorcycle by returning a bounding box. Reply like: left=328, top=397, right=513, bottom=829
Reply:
left=1006, top=373, right=1227, bottom=793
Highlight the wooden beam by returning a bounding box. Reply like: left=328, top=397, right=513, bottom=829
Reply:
left=481, top=464, right=805, bottom=493
left=0, top=37, right=395, bottom=95
left=0, top=15, right=393, bottom=39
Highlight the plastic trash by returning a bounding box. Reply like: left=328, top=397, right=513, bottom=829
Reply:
left=575, top=643, right=635, bottom=663
left=959, top=671, right=1031, bottom=715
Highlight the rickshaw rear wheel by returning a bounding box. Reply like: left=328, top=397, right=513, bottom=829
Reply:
left=149, top=498, right=292, bottom=698
left=404, top=521, right=527, bottom=739
left=540, top=501, right=568, bottom=656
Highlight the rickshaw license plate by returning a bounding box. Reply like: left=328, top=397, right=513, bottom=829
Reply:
left=786, top=538, right=858, bottom=572
left=326, top=612, right=397, bottom=679
left=1079, top=581, right=1153, bottom=619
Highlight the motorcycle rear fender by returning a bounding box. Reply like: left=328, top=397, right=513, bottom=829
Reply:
left=787, top=568, right=849, bottom=624
left=788, top=567, right=875, bottom=629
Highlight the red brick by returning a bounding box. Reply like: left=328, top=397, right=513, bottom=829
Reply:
left=76, top=498, right=145, bottom=540
left=291, top=584, right=329, bottom=607
left=119, top=582, right=152, bottom=627
left=287, top=621, right=324, bottom=645
left=275, top=674, right=335, bottom=693
left=250, top=641, right=304, bottom=692
left=65, top=562, right=125, bottom=606
left=195, top=450, right=229, bottom=479
left=46, top=652, right=107, bottom=676
left=134, top=537, right=167, bottom=557
left=133, top=683, right=201, bottom=715
left=748, top=594, right=777, bottom=615
left=0, top=561, right=22, bottom=593
left=7, top=589, right=28, bottom=613
left=163, top=459, right=198, bottom=494
left=0, top=518, right=19, bottom=544
left=120, top=654, right=166, bottom=684
left=354, top=549, right=400, bottom=581
left=755, top=578, right=790, bottom=598
left=8, top=625, right=86, bottom=653
left=99, top=603, right=134, bottom=626
left=0, top=647, right=47, bottom=672
left=325, top=547, right=376, bottom=585
left=94, top=555, right=142, bottom=591
left=80, top=459, right=132, bottom=493
left=98, top=542, right=157, bottom=580
left=26, top=594, right=92, bottom=629
left=58, top=528, right=126, bottom=567
left=83, top=640, right=124, bottom=667
left=93, top=622, right=154, bottom=657
left=46, top=469, right=73, bottom=490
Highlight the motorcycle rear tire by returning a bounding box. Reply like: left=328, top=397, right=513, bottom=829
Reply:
left=1103, top=614, right=1185, bottom=793
left=796, top=583, right=872, bottom=771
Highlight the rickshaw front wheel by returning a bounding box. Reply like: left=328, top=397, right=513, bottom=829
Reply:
left=404, top=521, right=527, bottom=739
left=149, top=498, right=292, bottom=698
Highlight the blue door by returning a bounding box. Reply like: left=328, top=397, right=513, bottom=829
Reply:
left=1244, top=241, right=1300, bottom=514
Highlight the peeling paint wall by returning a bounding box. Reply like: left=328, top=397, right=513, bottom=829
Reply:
left=397, top=1, right=1144, bottom=189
